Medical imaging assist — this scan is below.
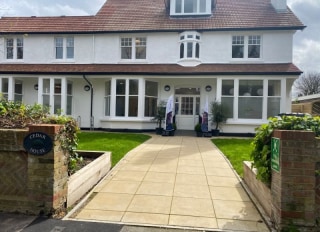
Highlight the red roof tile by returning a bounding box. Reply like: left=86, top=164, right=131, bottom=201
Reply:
left=0, top=63, right=302, bottom=75
left=0, top=0, right=304, bottom=34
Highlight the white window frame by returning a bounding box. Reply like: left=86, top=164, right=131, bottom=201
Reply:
left=170, top=0, right=211, bottom=16
left=120, top=37, right=147, bottom=61
left=5, top=37, right=24, bottom=60
left=179, top=31, right=201, bottom=60
left=231, top=35, right=262, bottom=60
left=217, top=78, right=285, bottom=123
left=54, top=36, right=74, bottom=60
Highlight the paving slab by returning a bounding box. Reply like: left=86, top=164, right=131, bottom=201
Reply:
left=67, top=134, right=269, bottom=231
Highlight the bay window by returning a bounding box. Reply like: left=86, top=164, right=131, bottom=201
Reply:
left=179, top=32, right=201, bottom=60
left=219, top=78, right=282, bottom=120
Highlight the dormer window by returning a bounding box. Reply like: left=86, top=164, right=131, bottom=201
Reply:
left=170, top=0, right=211, bottom=16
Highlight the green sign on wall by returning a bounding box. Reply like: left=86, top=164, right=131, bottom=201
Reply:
left=271, top=137, right=280, bottom=172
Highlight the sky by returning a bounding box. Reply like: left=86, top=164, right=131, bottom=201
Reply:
left=0, top=0, right=319, bottom=73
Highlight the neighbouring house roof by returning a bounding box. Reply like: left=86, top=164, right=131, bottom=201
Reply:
left=0, top=0, right=305, bottom=34
left=0, top=63, right=302, bottom=75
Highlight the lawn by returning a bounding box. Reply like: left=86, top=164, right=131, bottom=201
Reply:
left=76, top=132, right=151, bottom=167
left=211, top=138, right=253, bottom=177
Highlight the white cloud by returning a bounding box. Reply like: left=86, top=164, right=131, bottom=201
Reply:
left=294, top=39, right=320, bottom=72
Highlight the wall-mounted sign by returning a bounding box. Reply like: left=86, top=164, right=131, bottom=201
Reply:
left=271, top=137, right=280, bottom=172
left=23, top=132, right=53, bottom=156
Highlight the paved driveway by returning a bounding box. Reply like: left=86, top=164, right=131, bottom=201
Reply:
left=68, top=134, right=269, bottom=231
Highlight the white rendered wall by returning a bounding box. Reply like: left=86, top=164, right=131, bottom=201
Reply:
left=0, top=30, right=294, bottom=64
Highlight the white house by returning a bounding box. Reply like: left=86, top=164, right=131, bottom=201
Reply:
left=0, top=0, right=305, bottom=134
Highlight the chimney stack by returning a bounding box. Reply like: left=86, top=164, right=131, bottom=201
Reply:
left=271, top=0, right=287, bottom=12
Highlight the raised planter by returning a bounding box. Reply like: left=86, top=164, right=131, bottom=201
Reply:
left=243, top=161, right=271, bottom=217
left=67, top=150, right=111, bottom=208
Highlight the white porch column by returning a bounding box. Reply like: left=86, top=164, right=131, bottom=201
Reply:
left=7, top=77, right=14, bottom=101
left=61, top=77, right=67, bottom=115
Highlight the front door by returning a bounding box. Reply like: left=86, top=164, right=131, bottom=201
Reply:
left=175, top=88, right=201, bottom=130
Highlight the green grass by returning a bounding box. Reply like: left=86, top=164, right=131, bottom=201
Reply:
left=211, top=138, right=253, bottom=177
left=77, top=132, right=151, bottom=167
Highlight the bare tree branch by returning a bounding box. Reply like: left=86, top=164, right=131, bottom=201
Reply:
left=294, top=72, right=320, bottom=96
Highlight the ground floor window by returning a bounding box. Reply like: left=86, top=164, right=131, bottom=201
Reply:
left=105, top=80, right=111, bottom=116
left=220, top=78, right=282, bottom=120
left=144, top=81, right=158, bottom=117
left=0, top=77, right=23, bottom=102
left=40, top=77, right=72, bottom=115
left=115, top=79, right=139, bottom=117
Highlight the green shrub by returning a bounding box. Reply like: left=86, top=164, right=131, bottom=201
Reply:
left=251, top=114, right=320, bottom=185
left=0, top=98, right=79, bottom=174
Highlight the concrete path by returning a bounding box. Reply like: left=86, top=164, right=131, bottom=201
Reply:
left=68, top=134, right=269, bottom=231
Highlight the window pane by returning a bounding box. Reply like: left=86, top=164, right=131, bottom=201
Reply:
left=105, top=81, right=111, bottom=95
left=248, top=35, right=261, bottom=58
left=239, top=80, right=263, bottom=96
left=175, top=0, right=182, bottom=13
left=195, top=43, right=200, bottom=58
left=43, top=95, right=50, bottom=108
left=184, top=0, right=196, bottom=13
left=15, top=81, right=23, bottom=94
left=222, top=80, right=234, bottom=96
left=267, top=97, right=280, bottom=118
left=66, top=37, right=74, bottom=59
left=55, top=38, right=63, bottom=59
left=105, top=96, right=111, bottom=116
left=43, top=79, right=50, bottom=94
left=67, top=82, right=73, bottom=95
left=121, top=38, right=132, bottom=59
left=54, top=95, right=62, bottom=114
left=268, top=80, right=281, bottom=96
left=129, top=79, right=139, bottom=95
left=116, top=79, right=126, bottom=95
left=199, top=0, right=206, bottom=12
left=187, top=42, right=193, bottom=58
left=129, top=96, right=138, bottom=117
left=6, top=38, right=14, bottom=59
left=54, top=79, right=61, bottom=94
left=116, top=96, right=125, bottom=116
left=180, top=43, right=184, bottom=58
left=14, top=94, right=23, bottom=102
left=67, top=96, right=72, bottom=115
left=181, top=96, right=194, bottom=115
left=232, top=36, right=244, bottom=58
left=144, top=97, right=157, bottom=117
left=221, top=97, right=233, bottom=118
left=238, top=97, right=263, bottom=119
left=2, top=78, right=9, bottom=93
left=145, top=81, right=158, bottom=96
left=17, top=38, right=23, bottom=59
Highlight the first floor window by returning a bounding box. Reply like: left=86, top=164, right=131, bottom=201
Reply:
left=232, top=35, right=261, bottom=59
left=145, top=81, right=158, bottom=117
left=55, top=36, right=74, bottom=60
left=121, top=37, right=147, bottom=60
left=179, top=31, right=200, bottom=59
left=6, top=37, right=23, bottom=60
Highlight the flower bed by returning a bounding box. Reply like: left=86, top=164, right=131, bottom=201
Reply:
left=67, top=150, right=111, bottom=208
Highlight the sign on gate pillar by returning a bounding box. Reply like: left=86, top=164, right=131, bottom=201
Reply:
left=271, top=137, right=280, bottom=172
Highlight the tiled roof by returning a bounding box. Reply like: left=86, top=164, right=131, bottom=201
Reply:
left=0, top=63, right=302, bottom=75
left=0, top=0, right=304, bottom=34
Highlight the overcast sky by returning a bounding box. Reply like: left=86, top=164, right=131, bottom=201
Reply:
left=0, top=0, right=319, bottom=73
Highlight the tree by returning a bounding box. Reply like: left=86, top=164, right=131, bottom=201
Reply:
left=294, top=72, right=320, bottom=96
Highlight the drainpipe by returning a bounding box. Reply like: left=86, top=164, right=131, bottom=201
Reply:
left=82, top=75, right=94, bottom=131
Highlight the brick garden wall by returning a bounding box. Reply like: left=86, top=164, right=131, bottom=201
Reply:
left=0, top=125, right=68, bottom=215
left=271, top=130, right=320, bottom=231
